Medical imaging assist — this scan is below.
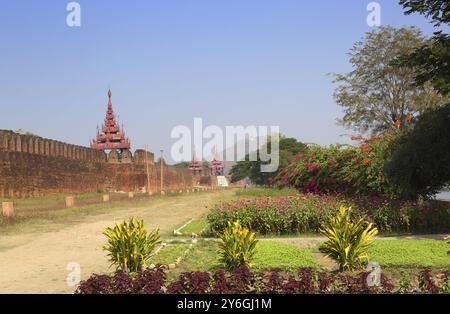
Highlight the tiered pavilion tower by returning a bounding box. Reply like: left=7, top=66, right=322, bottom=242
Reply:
left=188, top=150, right=203, bottom=176
left=209, top=150, right=224, bottom=176
left=91, top=89, right=131, bottom=162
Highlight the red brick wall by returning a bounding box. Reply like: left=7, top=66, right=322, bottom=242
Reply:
left=0, top=130, right=193, bottom=197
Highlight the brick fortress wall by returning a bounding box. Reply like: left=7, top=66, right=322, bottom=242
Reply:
left=0, top=130, right=194, bottom=197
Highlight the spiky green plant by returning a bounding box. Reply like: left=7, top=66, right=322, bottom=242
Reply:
left=319, top=206, right=378, bottom=271
left=102, top=217, right=161, bottom=273
left=218, top=221, right=258, bottom=271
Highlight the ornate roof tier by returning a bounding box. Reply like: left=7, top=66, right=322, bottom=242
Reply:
left=91, top=89, right=131, bottom=151
left=189, top=150, right=203, bottom=172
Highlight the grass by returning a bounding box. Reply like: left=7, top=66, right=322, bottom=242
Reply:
left=179, top=218, right=208, bottom=235
left=368, top=240, right=450, bottom=269
left=253, top=240, right=318, bottom=270
left=234, top=187, right=299, bottom=198
left=174, top=239, right=317, bottom=273
left=150, top=243, right=190, bottom=265
left=176, top=240, right=219, bottom=272
left=0, top=192, right=195, bottom=237
left=0, top=192, right=150, bottom=213
left=171, top=238, right=449, bottom=275
left=0, top=199, right=148, bottom=231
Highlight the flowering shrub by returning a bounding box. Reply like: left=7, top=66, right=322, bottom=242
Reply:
left=206, top=195, right=449, bottom=235
left=275, top=133, right=401, bottom=197
left=76, top=267, right=448, bottom=294
left=275, top=145, right=355, bottom=194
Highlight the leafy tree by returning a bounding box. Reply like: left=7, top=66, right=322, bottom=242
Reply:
left=230, top=136, right=306, bottom=185
left=174, top=161, right=190, bottom=168
left=202, top=160, right=211, bottom=174
left=385, top=104, right=450, bottom=199
left=15, top=129, right=39, bottom=137
left=398, top=0, right=450, bottom=96
left=333, top=26, right=446, bottom=135
left=400, top=0, right=449, bottom=26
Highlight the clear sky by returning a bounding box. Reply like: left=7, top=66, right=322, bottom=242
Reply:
left=0, top=0, right=438, bottom=161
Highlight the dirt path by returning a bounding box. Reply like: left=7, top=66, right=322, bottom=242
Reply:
left=0, top=190, right=233, bottom=294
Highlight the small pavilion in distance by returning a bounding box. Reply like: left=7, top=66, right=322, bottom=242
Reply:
left=91, top=89, right=132, bottom=162
left=188, top=150, right=203, bottom=176
left=209, top=151, right=224, bottom=176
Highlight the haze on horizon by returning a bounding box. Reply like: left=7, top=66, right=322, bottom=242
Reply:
left=0, top=0, right=439, bottom=162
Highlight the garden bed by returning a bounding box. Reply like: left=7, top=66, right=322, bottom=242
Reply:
left=173, top=239, right=317, bottom=272
left=76, top=266, right=450, bottom=294
left=367, top=240, right=450, bottom=269
left=207, top=195, right=449, bottom=235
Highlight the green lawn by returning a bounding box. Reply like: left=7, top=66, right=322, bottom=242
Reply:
left=173, top=231, right=448, bottom=274
left=253, top=241, right=318, bottom=270
left=179, top=218, right=208, bottom=235
left=368, top=240, right=450, bottom=268
left=0, top=192, right=150, bottom=213
left=175, top=239, right=317, bottom=272
left=178, top=240, right=219, bottom=272
left=150, top=243, right=190, bottom=265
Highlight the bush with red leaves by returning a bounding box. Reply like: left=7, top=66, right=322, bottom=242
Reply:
left=419, top=268, right=439, bottom=294
left=76, top=267, right=447, bottom=294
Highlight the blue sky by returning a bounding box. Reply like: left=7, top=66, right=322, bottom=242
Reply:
left=0, top=0, right=439, bottom=161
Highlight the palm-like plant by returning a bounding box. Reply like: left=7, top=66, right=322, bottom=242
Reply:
left=218, top=221, right=258, bottom=271
left=319, top=206, right=378, bottom=271
left=103, top=217, right=161, bottom=273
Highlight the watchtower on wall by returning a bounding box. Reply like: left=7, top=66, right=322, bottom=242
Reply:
left=188, top=150, right=203, bottom=176
left=91, top=89, right=132, bottom=163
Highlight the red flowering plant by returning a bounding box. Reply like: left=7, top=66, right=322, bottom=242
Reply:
left=275, top=144, right=356, bottom=194
left=206, top=195, right=449, bottom=235
left=339, top=132, right=401, bottom=197
left=275, top=131, right=403, bottom=198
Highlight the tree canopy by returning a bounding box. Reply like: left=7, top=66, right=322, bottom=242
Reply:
left=230, top=136, right=306, bottom=185
left=385, top=104, right=450, bottom=199
left=333, top=26, right=446, bottom=135
left=400, top=0, right=450, bottom=26
left=398, top=0, right=450, bottom=96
